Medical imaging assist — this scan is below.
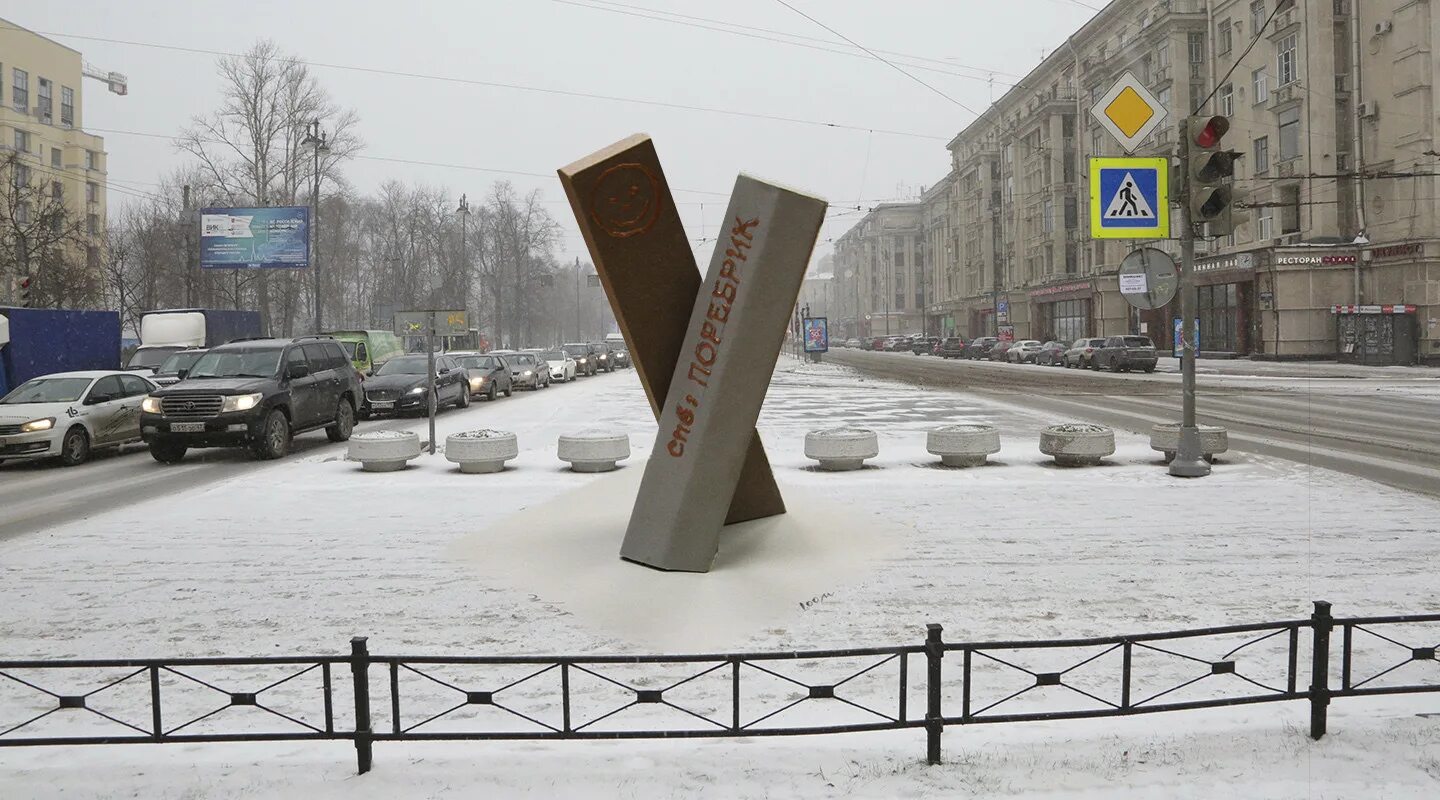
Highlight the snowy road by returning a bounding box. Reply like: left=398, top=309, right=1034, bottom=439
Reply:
left=827, top=348, right=1440, bottom=497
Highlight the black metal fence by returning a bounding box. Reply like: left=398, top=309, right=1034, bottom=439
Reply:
left=2, top=601, right=1436, bottom=775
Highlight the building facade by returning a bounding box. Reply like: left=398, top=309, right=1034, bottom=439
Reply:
left=838, top=0, right=1439, bottom=363
left=0, top=18, right=109, bottom=303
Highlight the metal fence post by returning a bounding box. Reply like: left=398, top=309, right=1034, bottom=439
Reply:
left=350, top=637, right=374, bottom=774
left=925, top=624, right=944, bottom=765
left=1309, top=601, right=1333, bottom=740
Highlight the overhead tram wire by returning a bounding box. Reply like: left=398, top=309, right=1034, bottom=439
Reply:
left=1, top=24, right=948, bottom=143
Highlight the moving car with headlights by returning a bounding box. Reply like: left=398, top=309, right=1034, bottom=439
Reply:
left=450, top=352, right=514, bottom=400
left=362, top=354, right=472, bottom=416
left=1092, top=335, right=1159, bottom=373
left=502, top=352, right=549, bottom=390
left=1063, top=338, right=1109, bottom=369
left=1006, top=340, right=1044, bottom=363
left=0, top=370, right=157, bottom=467
left=603, top=333, right=631, bottom=368
left=562, top=343, right=597, bottom=376
left=535, top=349, right=578, bottom=383
left=140, top=337, right=361, bottom=463
left=149, top=348, right=209, bottom=387
left=586, top=342, right=615, bottom=372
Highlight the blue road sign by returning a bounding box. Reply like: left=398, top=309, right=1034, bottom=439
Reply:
left=1090, top=157, right=1169, bottom=239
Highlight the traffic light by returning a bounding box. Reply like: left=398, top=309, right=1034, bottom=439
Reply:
left=17, top=276, right=33, bottom=308
left=1188, top=116, right=1242, bottom=236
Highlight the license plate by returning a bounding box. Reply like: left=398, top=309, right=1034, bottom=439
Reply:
left=371, top=401, right=394, bottom=410
left=170, top=422, right=205, bottom=433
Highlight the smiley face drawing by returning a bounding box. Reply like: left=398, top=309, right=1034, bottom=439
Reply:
left=590, top=162, right=662, bottom=238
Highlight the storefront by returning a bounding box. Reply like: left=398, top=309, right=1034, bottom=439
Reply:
left=1028, top=280, right=1094, bottom=343
left=1142, top=252, right=1260, bottom=356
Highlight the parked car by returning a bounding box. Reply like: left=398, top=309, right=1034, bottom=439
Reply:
left=534, top=349, right=578, bottom=383
left=450, top=352, right=514, bottom=400
left=988, top=341, right=1015, bottom=362
left=562, top=343, right=598, bottom=376
left=868, top=337, right=887, bottom=351
left=1063, top=338, right=1109, bottom=369
left=588, top=342, right=616, bottom=372
left=140, top=336, right=361, bottom=463
left=1092, top=335, right=1160, bottom=373
left=843, top=338, right=862, bottom=349
left=911, top=336, right=941, bottom=355
left=505, top=352, right=550, bottom=390
left=0, top=370, right=157, bottom=466
left=362, top=353, right=472, bottom=417
left=963, top=337, right=999, bottom=360
left=150, top=348, right=209, bottom=387
left=937, top=337, right=968, bottom=358
left=1035, top=341, right=1068, bottom=366
left=603, top=333, right=631, bottom=368
left=1007, top=340, right=1044, bottom=363
left=883, top=336, right=911, bottom=352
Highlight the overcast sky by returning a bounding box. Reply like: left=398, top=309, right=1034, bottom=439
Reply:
left=18, top=0, right=1110, bottom=266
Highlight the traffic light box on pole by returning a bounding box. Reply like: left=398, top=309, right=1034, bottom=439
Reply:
left=1186, top=116, right=1241, bottom=237
left=18, top=276, right=33, bottom=308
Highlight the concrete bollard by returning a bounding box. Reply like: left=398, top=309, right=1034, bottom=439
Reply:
left=804, top=428, right=879, bottom=471
left=445, top=430, right=519, bottom=474
left=349, top=430, right=423, bottom=473
left=557, top=431, right=630, bottom=473
left=927, top=424, right=1001, bottom=467
left=1150, top=423, right=1229, bottom=464
left=1039, top=424, right=1115, bottom=467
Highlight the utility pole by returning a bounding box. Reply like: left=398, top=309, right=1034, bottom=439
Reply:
left=574, top=258, right=581, bottom=341
left=182, top=184, right=194, bottom=307
left=1170, top=118, right=1209, bottom=478
left=456, top=193, right=470, bottom=319
left=302, top=121, right=329, bottom=333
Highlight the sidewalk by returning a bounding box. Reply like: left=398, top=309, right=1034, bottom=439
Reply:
left=1152, top=356, right=1439, bottom=380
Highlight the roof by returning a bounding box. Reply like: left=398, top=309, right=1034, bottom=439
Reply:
left=29, top=370, right=131, bottom=380
left=0, top=17, right=83, bottom=56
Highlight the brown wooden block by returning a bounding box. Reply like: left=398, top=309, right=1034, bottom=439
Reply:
left=558, top=135, right=785, bottom=525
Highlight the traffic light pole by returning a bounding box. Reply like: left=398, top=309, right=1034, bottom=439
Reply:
left=1171, top=119, right=1210, bottom=478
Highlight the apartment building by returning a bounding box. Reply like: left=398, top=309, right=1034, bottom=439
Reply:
left=832, top=201, right=925, bottom=339
left=0, top=18, right=110, bottom=300
left=838, top=0, right=1439, bottom=363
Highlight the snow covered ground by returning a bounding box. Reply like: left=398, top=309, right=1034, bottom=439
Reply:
left=2, top=358, right=1438, bottom=798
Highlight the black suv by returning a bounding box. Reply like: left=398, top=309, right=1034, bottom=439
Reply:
left=140, top=336, right=361, bottom=463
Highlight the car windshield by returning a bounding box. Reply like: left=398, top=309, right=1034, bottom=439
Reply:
left=455, top=356, right=497, bottom=370
left=377, top=357, right=431, bottom=376
left=1123, top=337, right=1154, bottom=347
left=188, top=349, right=282, bottom=379
left=541, top=351, right=565, bottom=361
left=1018, top=341, right=1040, bottom=347
left=1, top=377, right=93, bottom=404
left=563, top=345, right=588, bottom=357
left=510, top=356, right=535, bottom=368
left=157, top=351, right=205, bottom=374
left=127, top=348, right=174, bottom=369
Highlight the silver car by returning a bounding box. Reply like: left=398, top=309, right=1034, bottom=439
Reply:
left=1007, top=340, right=1043, bottom=363
left=503, top=352, right=549, bottom=390
left=1063, top=338, right=1109, bottom=369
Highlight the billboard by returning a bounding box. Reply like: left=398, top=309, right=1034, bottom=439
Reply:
left=200, top=207, right=310, bottom=269
left=802, top=317, right=828, bottom=353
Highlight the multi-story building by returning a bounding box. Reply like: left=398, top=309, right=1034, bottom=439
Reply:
left=833, top=201, right=926, bottom=339
left=841, top=0, right=1438, bottom=364
left=0, top=18, right=110, bottom=302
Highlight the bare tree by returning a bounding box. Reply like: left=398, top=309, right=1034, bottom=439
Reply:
left=0, top=153, right=101, bottom=308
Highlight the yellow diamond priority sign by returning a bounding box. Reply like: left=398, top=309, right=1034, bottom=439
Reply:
left=1091, top=71, right=1168, bottom=154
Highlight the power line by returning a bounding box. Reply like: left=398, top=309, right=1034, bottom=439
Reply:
left=2, top=24, right=949, bottom=142
left=771, top=0, right=985, bottom=118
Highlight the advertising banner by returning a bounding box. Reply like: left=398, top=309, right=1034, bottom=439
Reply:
left=1173, top=318, right=1202, bottom=358
left=200, top=207, right=310, bottom=269
left=803, top=317, right=829, bottom=353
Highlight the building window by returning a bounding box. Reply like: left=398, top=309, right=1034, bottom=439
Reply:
left=1251, top=0, right=1267, bottom=34
left=1047, top=298, right=1091, bottom=343
left=87, top=245, right=100, bottom=269
left=1197, top=284, right=1239, bottom=352
left=51, top=181, right=62, bottom=200
left=1064, top=197, right=1078, bottom=229
left=1258, top=206, right=1273, bottom=240
left=1158, top=43, right=1170, bottom=70
left=12, top=68, right=28, bottom=110
left=1278, top=108, right=1301, bottom=160
left=87, top=213, right=99, bottom=235
left=893, top=246, right=906, bottom=268
left=86, top=181, right=99, bottom=203
left=1042, top=198, right=1054, bottom=234
left=1277, top=34, right=1298, bottom=86
left=61, top=86, right=74, bottom=127
left=1280, top=185, right=1301, bottom=233
left=85, top=150, right=97, bottom=170
left=50, top=147, right=61, bottom=167
left=13, top=128, right=30, bottom=153
left=12, top=163, right=30, bottom=187
left=1188, top=33, right=1205, bottom=64
left=1252, top=69, right=1268, bottom=104
left=1254, top=136, right=1270, bottom=173
left=1157, top=87, right=1172, bottom=114
left=37, top=78, right=52, bottom=121
left=1218, top=19, right=1233, bottom=55
left=1219, top=84, right=1234, bottom=116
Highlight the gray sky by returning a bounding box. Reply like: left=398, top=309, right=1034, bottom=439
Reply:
left=20, top=0, right=1110, bottom=264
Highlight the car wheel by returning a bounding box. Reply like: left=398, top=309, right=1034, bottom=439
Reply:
left=149, top=440, right=187, bottom=464
left=487, top=384, right=498, bottom=401
left=59, top=426, right=91, bottom=467
left=457, top=387, right=471, bottom=408
left=1144, top=365, right=1156, bottom=373
left=253, top=410, right=291, bottom=460
left=1109, top=359, right=1121, bottom=373
left=504, top=385, right=513, bottom=397
left=326, top=398, right=356, bottom=442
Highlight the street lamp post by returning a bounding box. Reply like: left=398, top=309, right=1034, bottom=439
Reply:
left=301, top=121, right=330, bottom=333
left=456, top=193, right=471, bottom=322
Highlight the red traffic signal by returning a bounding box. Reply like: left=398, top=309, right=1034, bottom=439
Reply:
left=1193, top=116, right=1230, bottom=149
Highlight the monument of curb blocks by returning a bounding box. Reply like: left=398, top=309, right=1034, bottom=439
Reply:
left=559, top=135, right=826, bottom=572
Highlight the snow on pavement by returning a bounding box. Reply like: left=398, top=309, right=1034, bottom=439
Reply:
left=2, top=360, right=1438, bottom=798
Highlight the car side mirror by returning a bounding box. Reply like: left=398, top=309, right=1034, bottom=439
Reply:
left=176, top=369, right=189, bottom=380
left=85, top=393, right=110, bottom=405
left=287, top=363, right=310, bottom=379
left=439, top=367, right=451, bottom=375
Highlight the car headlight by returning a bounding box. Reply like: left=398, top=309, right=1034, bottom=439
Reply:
left=220, top=393, right=263, bottom=413
left=469, top=377, right=483, bottom=389
left=577, top=358, right=587, bottom=364
left=408, top=386, right=427, bottom=395
left=598, top=354, right=608, bottom=360
left=20, top=417, right=55, bottom=433
left=142, top=396, right=162, bottom=414
left=523, top=370, right=533, bottom=377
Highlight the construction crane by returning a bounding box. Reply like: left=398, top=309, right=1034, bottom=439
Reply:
left=81, top=61, right=127, bottom=95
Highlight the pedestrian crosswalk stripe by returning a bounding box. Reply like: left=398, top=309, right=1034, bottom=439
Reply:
left=1103, top=173, right=1156, bottom=220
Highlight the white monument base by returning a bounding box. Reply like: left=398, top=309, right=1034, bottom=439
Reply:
left=447, top=463, right=902, bottom=650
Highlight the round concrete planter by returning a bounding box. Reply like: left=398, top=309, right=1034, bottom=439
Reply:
left=1039, top=423, right=1115, bottom=467
left=349, top=430, right=422, bottom=472
left=557, top=431, right=630, bottom=473
left=1150, top=423, right=1229, bottom=464
left=446, top=430, right=519, bottom=474
left=927, top=424, right=1001, bottom=467
left=804, top=427, right=879, bottom=471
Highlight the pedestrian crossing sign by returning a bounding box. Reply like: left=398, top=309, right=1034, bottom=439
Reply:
left=1090, top=157, right=1169, bottom=239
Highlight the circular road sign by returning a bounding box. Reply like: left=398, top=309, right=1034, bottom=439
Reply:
left=1118, top=247, right=1179, bottom=310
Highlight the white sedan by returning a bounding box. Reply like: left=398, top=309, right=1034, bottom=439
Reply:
left=0, top=370, right=157, bottom=466
left=535, top=348, right=578, bottom=383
